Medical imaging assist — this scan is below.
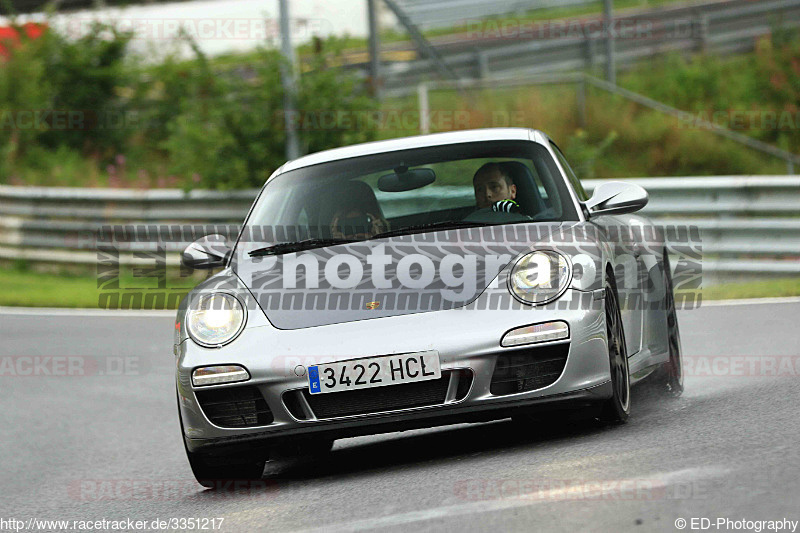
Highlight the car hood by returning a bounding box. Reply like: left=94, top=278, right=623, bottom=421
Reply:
left=233, top=222, right=568, bottom=330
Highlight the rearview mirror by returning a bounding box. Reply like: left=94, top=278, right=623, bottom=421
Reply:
left=584, top=181, right=648, bottom=217
left=378, top=167, right=435, bottom=192
left=181, top=234, right=231, bottom=270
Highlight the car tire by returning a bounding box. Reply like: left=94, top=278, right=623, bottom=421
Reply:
left=177, top=392, right=267, bottom=488
left=598, top=280, right=631, bottom=424
left=652, top=252, right=684, bottom=397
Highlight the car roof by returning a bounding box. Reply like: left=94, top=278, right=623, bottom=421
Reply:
left=277, top=128, right=548, bottom=174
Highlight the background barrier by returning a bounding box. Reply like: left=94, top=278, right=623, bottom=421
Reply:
left=1, top=176, right=798, bottom=278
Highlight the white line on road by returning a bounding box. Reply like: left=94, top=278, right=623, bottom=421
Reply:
left=0, top=307, right=175, bottom=317
left=700, top=296, right=800, bottom=307
left=291, top=466, right=731, bottom=533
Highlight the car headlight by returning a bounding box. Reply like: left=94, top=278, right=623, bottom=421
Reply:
left=186, top=293, right=246, bottom=347
left=508, top=251, right=571, bottom=305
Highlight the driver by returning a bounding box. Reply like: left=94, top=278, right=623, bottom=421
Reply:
left=330, top=204, right=390, bottom=240
left=472, top=163, right=523, bottom=213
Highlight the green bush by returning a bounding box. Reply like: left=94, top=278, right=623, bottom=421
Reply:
left=297, top=45, right=379, bottom=155
left=161, top=38, right=378, bottom=188
left=619, top=26, right=800, bottom=155
left=39, top=23, right=133, bottom=155
left=1, top=24, right=378, bottom=188
left=0, top=20, right=132, bottom=180
left=0, top=24, right=52, bottom=178
left=753, top=32, right=800, bottom=153
left=0, top=16, right=797, bottom=188
left=564, top=129, right=617, bottom=179
left=159, top=47, right=285, bottom=189
left=621, top=53, right=745, bottom=113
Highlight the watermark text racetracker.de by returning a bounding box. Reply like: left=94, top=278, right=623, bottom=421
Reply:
left=683, top=356, right=800, bottom=378
left=0, top=356, right=143, bottom=377
left=0, top=517, right=225, bottom=531
left=63, top=16, right=332, bottom=41
left=460, top=16, right=705, bottom=41
left=68, top=478, right=278, bottom=501
left=454, top=477, right=712, bottom=502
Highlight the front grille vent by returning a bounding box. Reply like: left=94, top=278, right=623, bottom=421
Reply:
left=490, top=343, right=569, bottom=395
left=195, top=385, right=273, bottom=428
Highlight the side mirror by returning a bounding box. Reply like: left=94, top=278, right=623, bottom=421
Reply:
left=584, top=181, right=649, bottom=217
left=181, top=234, right=231, bottom=270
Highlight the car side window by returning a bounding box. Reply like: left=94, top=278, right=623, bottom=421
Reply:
left=550, top=142, right=589, bottom=201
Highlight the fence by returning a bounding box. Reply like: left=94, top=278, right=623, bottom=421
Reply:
left=392, top=0, right=594, bottom=30
left=1, top=177, right=798, bottom=278
left=371, top=0, right=800, bottom=91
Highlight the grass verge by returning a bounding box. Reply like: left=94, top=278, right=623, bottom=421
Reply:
left=692, top=277, right=800, bottom=301
left=0, top=267, right=202, bottom=309
left=1, top=267, right=798, bottom=309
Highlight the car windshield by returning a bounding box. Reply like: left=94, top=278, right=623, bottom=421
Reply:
left=239, top=140, right=579, bottom=253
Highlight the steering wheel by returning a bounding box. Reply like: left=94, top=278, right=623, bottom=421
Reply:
left=462, top=207, right=532, bottom=224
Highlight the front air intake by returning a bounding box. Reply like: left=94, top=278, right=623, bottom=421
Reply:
left=195, top=385, right=273, bottom=428
left=490, top=343, right=569, bottom=395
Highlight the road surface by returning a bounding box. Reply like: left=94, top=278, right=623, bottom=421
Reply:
left=0, top=300, right=798, bottom=532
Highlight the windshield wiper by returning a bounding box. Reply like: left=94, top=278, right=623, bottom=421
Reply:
left=248, top=222, right=494, bottom=256
left=248, top=238, right=359, bottom=257
left=371, top=221, right=494, bottom=240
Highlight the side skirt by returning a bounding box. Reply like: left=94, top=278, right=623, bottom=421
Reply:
left=628, top=346, right=668, bottom=385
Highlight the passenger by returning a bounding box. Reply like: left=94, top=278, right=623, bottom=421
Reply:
left=330, top=205, right=390, bottom=240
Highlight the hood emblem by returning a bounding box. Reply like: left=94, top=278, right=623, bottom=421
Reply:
left=366, top=301, right=380, bottom=310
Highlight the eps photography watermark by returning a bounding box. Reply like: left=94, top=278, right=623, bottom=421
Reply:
left=674, top=518, right=798, bottom=532
left=91, top=223, right=702, bottom=311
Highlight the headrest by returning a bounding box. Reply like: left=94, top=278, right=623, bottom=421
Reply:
left=312, top=180, right=385, bottom=233
left=497, top=161, right=546, bottom=216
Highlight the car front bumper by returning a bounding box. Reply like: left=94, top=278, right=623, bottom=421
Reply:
left=176, top=289, right=611, bottom=453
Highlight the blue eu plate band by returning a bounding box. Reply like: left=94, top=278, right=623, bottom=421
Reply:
left=308, top=366, right=321, bottom=394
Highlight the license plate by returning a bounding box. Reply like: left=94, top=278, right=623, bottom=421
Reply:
left=307, top=351, right=441, bottom=394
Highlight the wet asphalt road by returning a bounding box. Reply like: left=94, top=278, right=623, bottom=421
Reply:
left=1, top=300, right=799, bottom=533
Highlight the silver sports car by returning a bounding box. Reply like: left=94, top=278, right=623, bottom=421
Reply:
left=174, top=128, right=683, bottom=487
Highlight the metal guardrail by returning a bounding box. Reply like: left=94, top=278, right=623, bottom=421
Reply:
left=586, top=178, right=800, bottom=275
left=393, top=0, right=594, bottom=30
left=0, top=186, right=255, bottom=265
left=1, top=177, right=798, bottom=276
left=373, top=0, right=800, bottom=91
